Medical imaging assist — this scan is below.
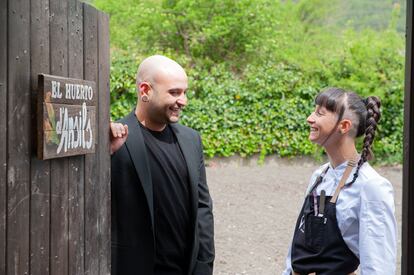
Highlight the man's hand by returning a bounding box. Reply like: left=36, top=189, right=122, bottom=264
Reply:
left=110, top=122, right=128, bottom=155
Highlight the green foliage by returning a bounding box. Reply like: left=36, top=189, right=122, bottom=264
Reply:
left=94, top=0, right=405, bottom=164
left=109, top=52, right=139, bottom=119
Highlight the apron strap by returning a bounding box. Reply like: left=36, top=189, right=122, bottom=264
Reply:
left=307, top=165, right=330, bottom=195
left=329, top=159, right=357, bottom=203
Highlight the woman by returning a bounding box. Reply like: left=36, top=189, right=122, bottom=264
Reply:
left=282, top=88, right=397, bottom=275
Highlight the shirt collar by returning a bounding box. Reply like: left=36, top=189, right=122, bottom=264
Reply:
left=327, top=159, right=359, bottom=182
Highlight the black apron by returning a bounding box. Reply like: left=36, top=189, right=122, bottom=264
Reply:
left=291, top=167, right=359, bottom=275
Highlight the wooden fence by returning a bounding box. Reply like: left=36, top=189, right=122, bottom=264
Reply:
left=0, top=0, right=111, bottom=274
left=403, top=1, right=414, bottom=274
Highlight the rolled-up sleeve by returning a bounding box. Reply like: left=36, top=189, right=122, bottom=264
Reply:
left=359, top=177, right=397, bottom=275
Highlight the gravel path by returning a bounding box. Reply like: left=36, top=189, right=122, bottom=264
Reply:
left=206, top=156, right=402, bottom=275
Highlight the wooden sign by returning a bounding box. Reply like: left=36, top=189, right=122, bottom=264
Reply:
left=37, top=74, right=97, bottom=160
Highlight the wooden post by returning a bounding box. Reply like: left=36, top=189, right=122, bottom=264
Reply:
left=68, top=0, right=85, bottom=274
left=97, top=10, right=111, bottom=274
left=0, top=0, right=7, bottom=273
left=7, top=0, right=31, bottom=274
left=49, top=0, right=69, bottom=274
left=30, top=0, right=51, bottom=274
left=403, top=0, right=414, bottom=274
left=84, top=4, right=100, bottom=274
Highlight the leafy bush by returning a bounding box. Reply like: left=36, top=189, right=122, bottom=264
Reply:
left=95, top=0, right=405, bottom=164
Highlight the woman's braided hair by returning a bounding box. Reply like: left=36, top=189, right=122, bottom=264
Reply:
left=348, top=96, right=381, bottom=184
left=315, top=88, right=382, bottom=184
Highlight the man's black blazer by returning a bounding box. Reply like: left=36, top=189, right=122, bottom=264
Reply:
left=111, top=111, right=215, bottom=275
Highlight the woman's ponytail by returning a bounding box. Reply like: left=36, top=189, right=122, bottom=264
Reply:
left=348, top=96, right=381, bottom=185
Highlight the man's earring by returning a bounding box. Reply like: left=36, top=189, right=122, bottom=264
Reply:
left=141, top=95, right=149, bottom=102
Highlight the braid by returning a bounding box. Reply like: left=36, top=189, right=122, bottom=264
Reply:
left=348, top=96, right=381, bottom=185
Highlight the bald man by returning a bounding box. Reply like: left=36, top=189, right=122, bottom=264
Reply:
left=110, top=55, right=215, bottom=275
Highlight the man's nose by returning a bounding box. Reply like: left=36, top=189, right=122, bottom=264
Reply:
left=177, top=94, right=187, bottom=106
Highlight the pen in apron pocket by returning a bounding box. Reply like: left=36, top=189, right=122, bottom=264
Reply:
left=313, top=190, right=318, bottom=216
left=318, top=189, right=326, bottom=217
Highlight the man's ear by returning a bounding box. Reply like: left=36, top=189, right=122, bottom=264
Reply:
left=339, top=119, right=353, bottom=134
left=138, top=82, right=151, bottom=97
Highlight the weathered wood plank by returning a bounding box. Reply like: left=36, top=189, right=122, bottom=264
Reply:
left=50, top=0, right=69, bottom=273
left=97, top=10, right=111, bottom=275
left=7, top=0, right=31, bottom=274
left=30, top=0, right=51, bottom=274
left=67, top=1, right=85, bottom=273
left=83, top=4, right=100, bottom=275
left=0, top=0, right=7, bottom=273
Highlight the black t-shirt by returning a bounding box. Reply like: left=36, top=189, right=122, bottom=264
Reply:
left=140, top=122, right=193, bottom=275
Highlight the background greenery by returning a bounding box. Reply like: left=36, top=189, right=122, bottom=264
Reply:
left=94, top=0, right=405, bottom=164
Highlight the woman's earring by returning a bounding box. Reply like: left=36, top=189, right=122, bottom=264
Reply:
left=141, top=95, right=149, bottom=102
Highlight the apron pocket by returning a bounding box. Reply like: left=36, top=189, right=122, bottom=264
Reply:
left=305, top=214, right=326, bottom=252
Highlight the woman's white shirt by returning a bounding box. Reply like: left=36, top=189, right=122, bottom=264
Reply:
left=282, top=161, right=397, bottom=275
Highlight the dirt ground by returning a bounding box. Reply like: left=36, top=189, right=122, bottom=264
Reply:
left=206, top=156, right=402, bottom=275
